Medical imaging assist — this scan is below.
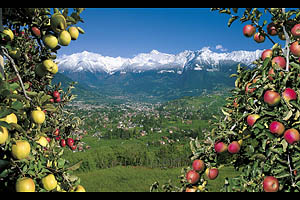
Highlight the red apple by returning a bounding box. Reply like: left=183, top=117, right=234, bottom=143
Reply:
left=67, top=138, right=74, bottom=147
left=291, top=24, right=300, bottom=38
left=228, top=141, right=241, bottom=154
left=55, top=96, right=61, bottom=103
left=247, top=114, right=260, bottom=127
left=290, top=41, right=300, bottom=57
left=185, top=187, right=197, bottom=192
left=263, top=176, right=279, bottom=192
left=245, top=83, right=256, bottom=94
left=214, top=141, right=228, bottom=153
left=243, top=25, right=256, bottom=37
left=192, top=159, right=205, bottom=172
left=261, top=49, right=273, bottom=61
left=282, top=88, right=297, bottom=102
left=268, top=68, right=276, bottom=81
left=264, top=90, right=281, bottom=106
left=31, top=26, right=41, bottom=37
left=272, top=56, right=286, bottom=69
left=60, top=139, right=66, bottom=147
left=205, top=168, right=219, bottom=180
left=267, top=22, right=278, bottom=36
left=53, top=91, right=60, bottom=99
left=269, top=121, right=285, bottom=136
left=284, top=128, right=300, bottom=144
left=186, top=170, right=200, bottom=184
left=71, top=145, right=77, bottom=151
left=53, top=128, right=59, bottom=136
left=46, top=137, right=51, bottom=143
left=253, top=32, right=265, bottom=43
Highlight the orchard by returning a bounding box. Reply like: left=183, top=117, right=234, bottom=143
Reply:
left=153, top=8, right=300, bottom=192
left=0, top=8, right=87, bottom=192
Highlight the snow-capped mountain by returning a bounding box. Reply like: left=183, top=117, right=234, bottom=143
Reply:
left=54, top=47, right=264, bottom=102
left=57, top=47, right=263, bottom=74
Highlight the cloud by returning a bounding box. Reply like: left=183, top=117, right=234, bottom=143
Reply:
left=215, top=45, right=228, bottom=52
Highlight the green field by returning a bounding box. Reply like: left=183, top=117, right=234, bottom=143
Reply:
left=73, top=165, right=241, bottom=192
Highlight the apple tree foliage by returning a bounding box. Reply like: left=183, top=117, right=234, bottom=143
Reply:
left=0, top=8, right=86, bottom=192
left=152, top=8, right=300, bottom=192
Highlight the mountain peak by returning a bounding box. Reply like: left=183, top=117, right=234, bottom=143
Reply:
left=57, top=48, right=264, bottom=74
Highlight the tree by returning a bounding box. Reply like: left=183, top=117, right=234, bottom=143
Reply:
left=0, top=8, right=86, bottom=192
left=153, top=8, right=300, bottom=192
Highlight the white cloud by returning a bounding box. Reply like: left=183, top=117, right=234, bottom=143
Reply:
left=215, top=45, right=228, bottom=52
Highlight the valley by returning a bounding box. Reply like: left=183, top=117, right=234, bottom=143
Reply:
left=61, top=91, right=239, bottom=191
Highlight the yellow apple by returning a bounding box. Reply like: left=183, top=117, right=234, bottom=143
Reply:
left=15, top=177, right=35, bottom=192
left=42, top=34, right=58, bottom=49
left=0, top=126, right=9, bottom=145
left=58, top=30, right=71, bottom=46
left=68, top=27, right=79, bottom=40
left=12, top=140, right=31, bottom=160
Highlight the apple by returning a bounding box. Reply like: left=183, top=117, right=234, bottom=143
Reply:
left=267, top=22, right=278, bottom=36
left=186, top=170, right=200, bottom=184
left=253, top=32, right=265, bottom=43
left=192, top=159, right=205, bottom=172
left=205, top=168, right=219, bottom=180
left=68, top=27, right=79, bottom=40
left=261, top=49, right=273, bottom=61
left=3, top=28, right=14, bottom=41
left=291, top=24, right=300, bottom=38
left=245, top=83, right=256, bottom=94
left=214, top=141, right=228, bottom=153
left=53, top=91, right=60, bottom=99
left=53, top=128, right=59, bottom=136
left=50, top=13, right=67, bottom=33
left=264, top=90, right=281, bottom=106
left=268, top=68, right=276, bottom=81
left=243, top=25, right=256, bottom=38
left=67, top=138, right=74, bottom=147
left=228, top=141, right=240, bottom=154
left=284, top=128, right=300, bottom=144
left=60, top=139, right=66, bottom=147
left=269, top=121, right=285, bottom=136
left=290, top=41, right=300, bottom=57
left=272, top=56, right=286, bottom=69
left=31, top=26, right=41, bottom=38
left=71, top=145, right=77, bottom=151
left=247, top=114, right=260, bottom=127
left=42, top=34, right=58, bottom=50
left=55, top=96, right=61, bottom=103
left=263, top=176, right=279, bottom=192
left=185, top=187, right=197, bottom=192
left=58, top=30, right=71, bottom=46
left=282, top=88, right=297, bottom=102
left=278, top=32, right=286, bottom=40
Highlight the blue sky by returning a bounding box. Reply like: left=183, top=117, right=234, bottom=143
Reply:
left=58, top=8, right=283, bottom=58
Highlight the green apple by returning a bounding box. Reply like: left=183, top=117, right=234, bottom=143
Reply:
left=58, top=30, right=71, bottom=46
left=35, top=63, right=47, bottom=77
left=42, top=59, right=57, bottom=73
left=42, top=34, right=58, bottom=50
left=50, top=13, right=67, bottom=33
left=68, top=27, right=79, bottom=40
left=3, top=28, right=14, bottom=41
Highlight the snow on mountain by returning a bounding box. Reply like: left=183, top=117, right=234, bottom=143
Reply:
left=56, top=47, right=263, bottom=74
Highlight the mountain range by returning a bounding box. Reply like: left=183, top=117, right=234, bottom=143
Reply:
left=55, top=47, right=263, bottom=103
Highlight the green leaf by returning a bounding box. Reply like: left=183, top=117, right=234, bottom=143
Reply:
left=0, top=160, right=10, bottom=172
left=11, top=101, right=23, bottom=110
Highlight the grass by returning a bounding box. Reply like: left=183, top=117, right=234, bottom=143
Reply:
left=73, top=165, right=241, bottom=192
left=74, top=166, right=183, bottom=192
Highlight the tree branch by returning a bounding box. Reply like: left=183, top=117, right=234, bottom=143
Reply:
left=0, top=46, right=32, bottom=102
left=282, top=8, right=291, bottom=72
